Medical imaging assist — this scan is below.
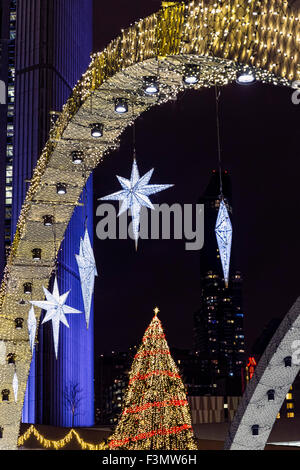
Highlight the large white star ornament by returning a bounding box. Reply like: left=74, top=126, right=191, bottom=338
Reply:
left=76, top=228, right=98, bottom=329
left=215, top=199, right=232, bottom=288
left=99, top=159, right=174, bottom=248
left=30, top=277, right=82, bottom=359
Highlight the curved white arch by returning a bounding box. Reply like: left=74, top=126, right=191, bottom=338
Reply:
left=225, top=297, right=300, bottom=450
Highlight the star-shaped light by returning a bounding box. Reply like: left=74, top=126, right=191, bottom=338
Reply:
left=76, top=228, right=98, bottom=329
left=27, top=306, right=37, bottom=353
left=30, top=277, right=82, bottom=358
left=153, top=307, right=160, bottom=316
left=215, top=199, right=232, bottom=288
left=99, top=159, right=174, bottom=248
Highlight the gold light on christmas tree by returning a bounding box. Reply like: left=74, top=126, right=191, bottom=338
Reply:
left=108, top=309, right=197, bottom=450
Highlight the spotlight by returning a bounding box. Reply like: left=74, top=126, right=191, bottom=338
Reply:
left=267, top=389, right=275, bottom=401
left=23, top=283, right=32, bottom=295
left=143, top=76, right=159, bottom=95
left=115, top=98, right=128, bottom=114
left=90, top=123, right=103, bottom=138
left=284, top=356, right=292, bottom=367
left=56, top=183, right=67, bottom=195
left=15, top=318, right=24, bottom=330
left=7, top=353, right=16, bottom=365
left=43, top=215, right=54, bottom=227
left=236, top=69, right=256, bottom=85
left=71, top=150, right=84, bottom=164
left=183, top=64, right=200, bottom=85
left=32, top=248, right=42, bottom=261
left=2, top=390, right=9, bottom=401
left=251, top=425, right=259, bottom=436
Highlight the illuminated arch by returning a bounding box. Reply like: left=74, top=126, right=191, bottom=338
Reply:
left=224, top=297, right=300, bottom=450
left=0, top=0, right=299, bottom=449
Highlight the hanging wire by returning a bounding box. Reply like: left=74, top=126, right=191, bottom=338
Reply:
left=82, top=162, right=88, bottom=231
left=132, top=104, right=137, bottom=160
left=52, top=207, right=58, bottom=276
left=215, top=84, right=223, bottom=199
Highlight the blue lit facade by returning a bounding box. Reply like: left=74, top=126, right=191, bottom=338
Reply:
left=0, top=0, right=16, bottom=276
left=10, top=0, right=94, bottom=426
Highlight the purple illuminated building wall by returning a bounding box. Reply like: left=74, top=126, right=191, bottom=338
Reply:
left=10, top=0, right=94, bottom=426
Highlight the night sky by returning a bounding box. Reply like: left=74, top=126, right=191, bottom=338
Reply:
left=92, top=1, right=300, bottom=358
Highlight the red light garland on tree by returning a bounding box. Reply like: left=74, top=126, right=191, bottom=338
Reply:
left=108, top=308, right=197, bottom=450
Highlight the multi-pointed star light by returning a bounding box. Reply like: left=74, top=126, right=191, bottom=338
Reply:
left=215, top=199, right=232, bottom=288
left=30, top=277, right=82, bottom=358
left=75, top=228, right=98, bottom=329
left=100, top=159, right=174, bottom=248
left=27, top=306, right=37, bottom=353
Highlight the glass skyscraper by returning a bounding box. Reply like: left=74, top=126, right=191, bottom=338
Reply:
left=194, top=171, right=245, bottom=395
left=1, top=0, right=94, bottom=427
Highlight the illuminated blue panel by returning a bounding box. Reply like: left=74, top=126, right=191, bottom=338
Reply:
left=14, top=0, right=94, bottom=425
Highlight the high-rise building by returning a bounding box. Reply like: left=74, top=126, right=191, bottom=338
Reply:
left=95, top=350, right=136, bottom=426
left=0, top=0, right=16, bottom=275
left=2, top=0, right=94, bottom=427
left=194, top=171, right=245, bottom=395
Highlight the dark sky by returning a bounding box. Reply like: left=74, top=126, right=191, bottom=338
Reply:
left=92, top=1, right=300, bottom=358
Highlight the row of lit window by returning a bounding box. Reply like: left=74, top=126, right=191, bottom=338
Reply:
left=4, top=2, right=17, bottom=245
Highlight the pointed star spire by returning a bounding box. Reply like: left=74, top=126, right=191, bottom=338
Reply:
left=30, top=277, right=82, bottom=358
left=99, top=159, right=174, bottom=248
left=153, top=306, right=160, bottom=316
left=215, top=199, right=232, bottom=288
left=75, top=228, right=98, bottom=329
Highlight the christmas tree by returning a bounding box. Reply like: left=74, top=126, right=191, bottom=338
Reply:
left=108, top=308, right=197, bottom=450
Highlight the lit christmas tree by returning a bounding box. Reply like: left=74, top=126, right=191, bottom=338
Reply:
left=108, top=308, right=197, bottom=450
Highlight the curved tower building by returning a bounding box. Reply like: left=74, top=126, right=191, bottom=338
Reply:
left=9, top=0, right=94, bottom=426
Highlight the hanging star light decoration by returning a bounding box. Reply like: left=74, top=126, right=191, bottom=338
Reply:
left=100, top=159, right=174, bottom=248
left=27, top=306, right=37, bottom=353
left=75, top=228, right=98, bottom=329
left=13, top=372, right=18, bottom=402
left=215, top=199, right=232, bottom=288
left=30, top=277, right=82, bottom=359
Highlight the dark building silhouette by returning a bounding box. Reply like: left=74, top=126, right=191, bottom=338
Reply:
left=95, top=347, right=242, bottom=426
left=95, top=350, right=136, bottom=425
left=0, top=0, right=16, bottom=274
left=194, top=171, right=245, bottom=395
left=0, top=0, right=94, bottom=426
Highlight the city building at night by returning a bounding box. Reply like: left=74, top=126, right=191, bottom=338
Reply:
left=95, top=349, right=136, bottom=426
left=194, top=171, right=245, bottom=396
left=1, top=0, right=94, bottom=427
left=95, top=347, right=242, bottom=427
left=0, top=0, right=16, bottom=275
